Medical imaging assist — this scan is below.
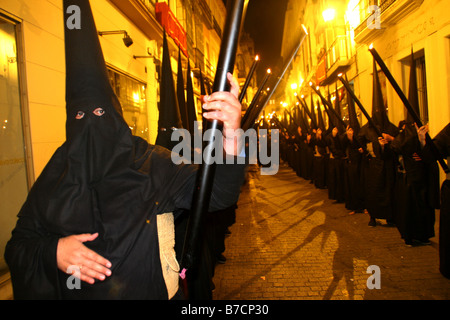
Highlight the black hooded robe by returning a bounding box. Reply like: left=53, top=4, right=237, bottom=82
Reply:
left=4, top=0, right=246, bottom=300
left=421, top=123, right=450, bottom=278
left=391, top=124, right=438, bottom=244
left=357, top=123, right=399, bottom=221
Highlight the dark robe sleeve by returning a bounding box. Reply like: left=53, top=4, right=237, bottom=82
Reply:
left=148, top=145, right=247, bottom=215
left=4, top=204, right=61, bottom=300
left=421, top=123, right=450, bottom=163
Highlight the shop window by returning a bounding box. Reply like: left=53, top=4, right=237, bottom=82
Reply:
left=107, top=68, right=150, bottom=142
left=0, top=15, right=30, bottom=274
left=401, top=49, right=428, bottom=124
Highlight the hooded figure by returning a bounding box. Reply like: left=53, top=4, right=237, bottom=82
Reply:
left=5, top=0, right=245, bottom=300
left=357, top=59, right=399, bottom=226
left=155, top=32, right=183, bottom=150
left=391, top=49, right=438, bottom=245
left=311, top=99, right=327, bottom=189
left=342, top=87, right=365, bottom=214
left=327, top=87, right=345, bottom=203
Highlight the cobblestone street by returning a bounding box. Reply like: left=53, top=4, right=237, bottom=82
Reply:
left=213, top=163, right=450, bottom=300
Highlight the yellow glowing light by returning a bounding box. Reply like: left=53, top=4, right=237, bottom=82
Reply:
left=255, top=55, right=260, bottom=61
left=337, top=73, right=343, bottom=77
left=322, top=8, right=336, bottom=22
left=301, top=95, right=304, bottom=98
left=267, top=69, right=271, bottom=74
left=346, top=0, right=360, bottom=29
left=291, top=83, right=298, bottom=90
left=369, top=43, right=374, bottom=50
left=302, top=24, right=308, bottom=35
left=133, top=92, right=140, bottom=102
left=309, top=81, right=313, bottom=86
left=282, top=102, right=288, bottom=108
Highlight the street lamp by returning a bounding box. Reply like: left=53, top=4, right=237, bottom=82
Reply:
left=98, top=30, right=133, bottom=47
left=322, top=8, right=336, bottom=22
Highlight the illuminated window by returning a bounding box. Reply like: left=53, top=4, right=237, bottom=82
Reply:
left=0, top=14, right=30, bottom=275
left=107, top=68, right=150, bottom=142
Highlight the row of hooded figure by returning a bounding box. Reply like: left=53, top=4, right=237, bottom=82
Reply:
left=278, top=115, right=440, bottom=249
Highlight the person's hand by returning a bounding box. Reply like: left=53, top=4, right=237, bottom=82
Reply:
left=332, top=127, right=338, bottom=137
left=57, top=233, right=112, bottom=284
left=316, top=128, right=322, bottom=138
left=415, top=123, right=428, bottom=147
left=378, top=136, right=388, bottom=147
left=202, top=72, right=242, bottom=156
left=346, top=127, right=354, bottom=141
left=382, top=133, right=394, bottom=142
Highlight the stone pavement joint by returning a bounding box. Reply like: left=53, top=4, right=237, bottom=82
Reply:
left=212, top=163, right=450, bottom=300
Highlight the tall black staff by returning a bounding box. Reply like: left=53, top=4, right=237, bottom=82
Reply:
left=297, top=95, right=317, bottom=130
left=368, top=44, right=449, bottom=173
left=239, top=55, right=260, bottom=102
left=309, top=82, right=347, bottom=128
left=337, top=73, right=383, bottom=138
left=180, top=0, right=245, bottom=281
left=241, top=68, right=272, bottom=130
left=248, top=25, right=308, bottom=126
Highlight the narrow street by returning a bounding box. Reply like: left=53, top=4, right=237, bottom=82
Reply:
left=213, top=163, right=450, bottom=300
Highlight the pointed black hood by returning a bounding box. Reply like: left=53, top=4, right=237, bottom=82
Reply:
left=316, top=100, right=325, bottom=131
left=156, top=31, right=182, bottom=150
left=407, top=48, right=420, bottom=124
left=371, top=59, right=389, bottom=132
left=177, top=47, right=188, bottom=130
left=64, top=0, right=124, bottom=124
left=63, top=0, right=132, bottom=185
left=347, top=87, right=360, bottom=136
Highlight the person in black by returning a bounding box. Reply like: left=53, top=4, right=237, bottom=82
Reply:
left=417, top=123, right=450, bottom=278
left=342, top=125, right=366, bottom=215
left=4, top=0, right=246, bottom=300
left=357, top=61, right=399, bottom=227
left=391, top=121, right=439, bottom=246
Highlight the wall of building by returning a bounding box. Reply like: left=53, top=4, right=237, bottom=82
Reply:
left=281, top=0, right=450, bottom=181
left=0, top=0, right=230, bottom=180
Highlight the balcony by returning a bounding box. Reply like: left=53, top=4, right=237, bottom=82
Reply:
left=109, top=0, right=162, bottom=43
left=317, top=35, right=353, bottom=86
left=352, top=0, right=424, bottom=43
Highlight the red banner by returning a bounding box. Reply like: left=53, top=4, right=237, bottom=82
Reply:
left=156, top=2, right=188, bottom=57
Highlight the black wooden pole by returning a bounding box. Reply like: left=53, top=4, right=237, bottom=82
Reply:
left=369, top=45, right=449, bottom=173
left=337, top=74, right=383, bottom=138
left=309, top=83, right=347, bottom=128
left=239, top=55, right=260, bottom=103
left=180, top=0, right=245, bottom=281
left=247, top=25, right=308, bottom=128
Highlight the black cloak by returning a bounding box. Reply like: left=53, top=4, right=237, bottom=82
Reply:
left=421, top=123, right=450, bottom=278
left=4, top=0, right=245, bottom=300
left=356, top=60, right=399, bottom=221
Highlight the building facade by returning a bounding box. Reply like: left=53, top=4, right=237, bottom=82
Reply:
left=281, top=0, right=450, bottom=138
left=0, top=0, right=238, bottom=299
